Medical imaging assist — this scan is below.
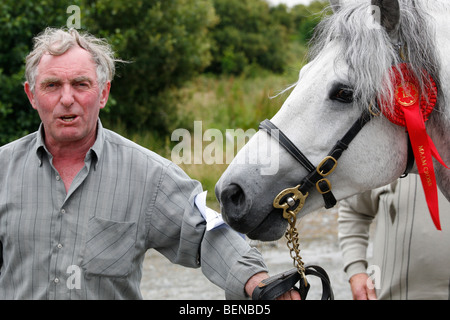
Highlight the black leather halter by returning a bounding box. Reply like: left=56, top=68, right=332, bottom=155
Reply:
left=259, top=109, right=373, bottom=211
left=252, top=114, right=374, bottom=301
left=259, top=105, right=415, bottom=213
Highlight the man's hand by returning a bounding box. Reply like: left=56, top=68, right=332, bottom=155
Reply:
left=245, top=272, right=301, bottom=300
left=349, top=273, right=377, bottom=300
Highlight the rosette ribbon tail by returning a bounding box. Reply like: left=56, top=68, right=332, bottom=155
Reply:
left=402, top=104, right=446, bottom=230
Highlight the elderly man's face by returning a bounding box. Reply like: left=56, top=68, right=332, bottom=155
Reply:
left=25, top=46, right=110, bottom=149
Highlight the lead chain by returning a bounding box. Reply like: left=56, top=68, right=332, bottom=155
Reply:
left=284, top=210, right=308, bottom=287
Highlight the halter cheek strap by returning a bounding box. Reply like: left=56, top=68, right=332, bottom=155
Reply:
left=259, top=109, right=372, bottom=213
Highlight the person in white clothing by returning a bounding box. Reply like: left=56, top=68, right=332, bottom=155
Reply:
left=338, top=175, right=450, bottom=300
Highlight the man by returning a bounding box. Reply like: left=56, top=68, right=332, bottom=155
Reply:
left=0, top=27, right=299, bottom=300
left=338, top=175, right=450, bottom=300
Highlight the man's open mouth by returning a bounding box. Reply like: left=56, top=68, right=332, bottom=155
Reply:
left=60, top=115, right=77, bottom=122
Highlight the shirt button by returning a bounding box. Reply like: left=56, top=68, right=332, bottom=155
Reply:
left=56, top=175, right=61, bottom=181
left=61, top=208, right=66, bottom=214
left=57, top=243, right=63, bottom=249
left=54, top=278, right=60, bottom=284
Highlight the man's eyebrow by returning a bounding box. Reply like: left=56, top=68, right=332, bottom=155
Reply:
left=72, top=76, right=93, bottom=84
left=39, top=77, right=61, bottom=88
left=40, top=77, right=61, bottom=85
left=38, top=76, right=94, bottom=88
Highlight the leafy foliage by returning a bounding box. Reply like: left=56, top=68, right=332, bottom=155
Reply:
left=84, top=0, right=218, bottom=133
left=0, top=0, right=70, bottom=145
left=207, top=0, right=288, bottom=75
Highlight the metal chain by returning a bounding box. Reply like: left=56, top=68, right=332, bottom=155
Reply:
left=284, top=210, right=308, bottom=287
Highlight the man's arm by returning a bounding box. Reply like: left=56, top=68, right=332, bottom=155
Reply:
left=147, top=162, right=275, bottom=299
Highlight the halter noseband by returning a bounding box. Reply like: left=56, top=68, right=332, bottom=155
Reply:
left=259, top=110, right=369, bottom=214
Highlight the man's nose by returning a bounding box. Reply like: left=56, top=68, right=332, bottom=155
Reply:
left=60, top=84, right=75, bottom=107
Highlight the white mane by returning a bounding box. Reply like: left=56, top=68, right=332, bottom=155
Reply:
left=309, top=0, right=444, bottom=113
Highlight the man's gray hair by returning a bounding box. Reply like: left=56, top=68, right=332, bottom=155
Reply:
left=25, top=28, right=121, bottom=92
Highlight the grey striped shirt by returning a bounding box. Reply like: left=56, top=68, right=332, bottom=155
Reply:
left=0, top=120, right=267, bottom=299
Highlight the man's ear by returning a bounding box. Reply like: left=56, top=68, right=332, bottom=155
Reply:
left=24, top=82, right=38, bottom=110
left=99, top=81, right=111, bottom=109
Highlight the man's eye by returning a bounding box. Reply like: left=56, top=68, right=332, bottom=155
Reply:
left=44, top=83, right=58, bottom=90
left=75, top=82, right=89, bottom=88
left=330, top=86, right=354, bottom=103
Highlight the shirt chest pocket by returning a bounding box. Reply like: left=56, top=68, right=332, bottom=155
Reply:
left=81, top=216, right=137, bottom=278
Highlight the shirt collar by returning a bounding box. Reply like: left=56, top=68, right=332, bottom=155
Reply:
left=35, top=119, right=105, bottom=170
left=90, top=119, right=105, bottom=170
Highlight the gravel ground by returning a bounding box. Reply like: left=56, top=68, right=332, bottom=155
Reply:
left=140, top=208, right=363, bottom=300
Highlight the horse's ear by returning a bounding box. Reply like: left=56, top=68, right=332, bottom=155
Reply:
left=371, top=0, right=400, bottom=34
left=329, top=0, right=340, bottom=12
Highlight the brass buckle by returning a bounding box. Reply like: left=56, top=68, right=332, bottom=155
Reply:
left=273, top=185, right=309, bottom=219
left=316, top=156, right=337, bottom=177
left=316, top=178, right=332, bottom=194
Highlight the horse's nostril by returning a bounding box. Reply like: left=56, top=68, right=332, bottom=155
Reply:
left=220, top=183, right=248, bottom=220
left=228, top=184, right=245, bottom=207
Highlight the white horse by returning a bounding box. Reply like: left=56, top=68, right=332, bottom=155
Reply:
left=215, top=0, right=450, bottom=241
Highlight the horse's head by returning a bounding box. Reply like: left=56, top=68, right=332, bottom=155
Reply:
left=216, top=0, right=444, bottom=241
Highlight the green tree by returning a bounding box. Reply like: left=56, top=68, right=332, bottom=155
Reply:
left=208, top=0, right=289, bottom=75
left=269, top=4, right=295, bottom=35
left=84, top=0, right=218, bottom=134
left=0, top=0, right=73, bottom=145
left=291, top=1, right=330, bottom=44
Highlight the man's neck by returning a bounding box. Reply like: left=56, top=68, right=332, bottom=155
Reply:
left=44, top=125, right=98, bottom=162
left=44, top=129, right=98, bottom=192
left=47, top=140, right=92, bottom=163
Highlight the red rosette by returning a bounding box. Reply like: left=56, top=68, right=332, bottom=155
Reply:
left=376, top=63, right=447, bottom=230
left=379, top=63, right=437, bottom=127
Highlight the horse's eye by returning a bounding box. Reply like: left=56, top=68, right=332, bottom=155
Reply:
left=330, top=86, right=354, bottom=103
